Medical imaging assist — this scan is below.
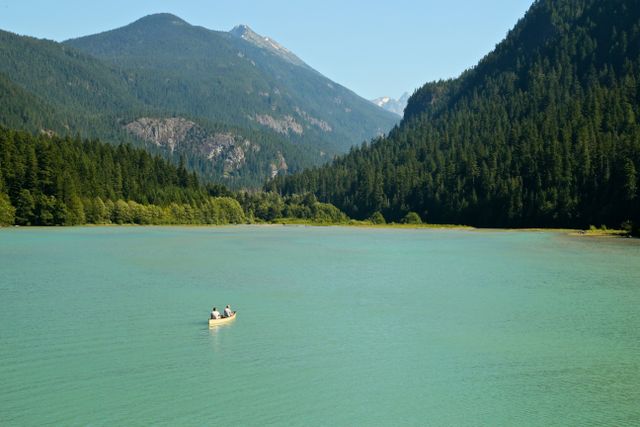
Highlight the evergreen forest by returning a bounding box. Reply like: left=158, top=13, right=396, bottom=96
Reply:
left=270, top=0, right=640, bottom=233
left=0, top=128, right=347, bottom=226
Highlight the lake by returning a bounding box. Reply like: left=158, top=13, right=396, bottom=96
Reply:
left=1, top=226, right=639, bottom=425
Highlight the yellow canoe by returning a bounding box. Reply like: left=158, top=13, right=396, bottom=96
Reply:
left=208, top=312, right=237, bottom=327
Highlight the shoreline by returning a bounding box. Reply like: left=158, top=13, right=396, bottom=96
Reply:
left=283, top=223, right=634, bottom=238
left=1, top=221, right=633, bottom=238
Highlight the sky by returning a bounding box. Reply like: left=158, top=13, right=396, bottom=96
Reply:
left=0, top=0, right=533, bottom=100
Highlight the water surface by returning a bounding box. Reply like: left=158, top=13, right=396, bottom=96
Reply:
left=1, top=227, right=639, bottom=425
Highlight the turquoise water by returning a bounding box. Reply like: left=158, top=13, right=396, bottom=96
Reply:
left=1, top=226, right=640, bottom=426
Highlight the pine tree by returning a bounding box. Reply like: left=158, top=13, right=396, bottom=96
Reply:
left=0, top=192, right=15, bottom=226
left=14, top=189, right=35, bottom=225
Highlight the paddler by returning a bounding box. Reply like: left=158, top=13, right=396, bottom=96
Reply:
left=210, top=306, right=221, bottom=319
left=223, top=304, right=233, bottom=318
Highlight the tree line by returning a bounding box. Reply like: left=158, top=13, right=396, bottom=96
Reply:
left=0, top=127, right=348, bottom=226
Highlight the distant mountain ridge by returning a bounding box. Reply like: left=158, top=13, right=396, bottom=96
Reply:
left=0, top=13, right=397, bottom=188
left=371, top=92, right=410, bottom=116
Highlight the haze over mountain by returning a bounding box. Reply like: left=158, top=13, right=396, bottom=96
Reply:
left=0, top=13, right=397, bottom=187
left=272, top=0, right=640, bottom=231
left=371, top=92, right=410, bottom=117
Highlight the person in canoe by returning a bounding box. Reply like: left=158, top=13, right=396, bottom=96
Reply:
left=223, top=304, right=234, bottom=318
left=210, top=306, right=221, bottom=320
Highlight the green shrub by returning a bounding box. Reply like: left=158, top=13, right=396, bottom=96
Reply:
left=369, top=211, right=386, bottom=224
left=401, top=212, right=422, bottom=224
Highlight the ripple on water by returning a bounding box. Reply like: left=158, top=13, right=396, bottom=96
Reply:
left=1, top=227, right=639, bottom=425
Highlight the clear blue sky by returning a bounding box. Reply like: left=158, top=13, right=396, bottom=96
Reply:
left=0, top=0, right=533, bottom=100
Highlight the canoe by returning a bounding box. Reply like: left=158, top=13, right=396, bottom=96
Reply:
left=208, top=312, right=237, bottom=327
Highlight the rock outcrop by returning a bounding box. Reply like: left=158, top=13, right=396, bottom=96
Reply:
left=125, top=117, right=259, bottom=174
left=253, top=114, right=303, bottom=135
left=270, top=152, right=288, bottom=178
left=125, top=117, right=193, bottom=153
left=295, top=108, right=332, bottom=132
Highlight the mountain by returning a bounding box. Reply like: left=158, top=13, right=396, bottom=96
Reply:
left=271, top=0, right=640, bottom=230
left=0, top=14, right=397, bottom=188
left=63, top=15, right=397, bottom=152
left=371, top=92, right=410, bottom=116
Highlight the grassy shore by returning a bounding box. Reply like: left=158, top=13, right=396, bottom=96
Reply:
left=3, top=220, right=634, bottom=238
left=567, top=228, right=630, bottom=238
left=272, top=218, right=635, bottom=237
left=273, top=217, right=473, bottom=229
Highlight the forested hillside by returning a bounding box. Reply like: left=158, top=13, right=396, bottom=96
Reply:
left=0, top=127, right=212, bottom=225
left=0, top=128, right=348, bottom=226
left=272, top=0, right=640, bottom=231
left=0, top=30, right=141, bottom=141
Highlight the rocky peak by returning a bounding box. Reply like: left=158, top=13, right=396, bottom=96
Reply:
left=229, top=24, right=257, bottom=40
left=229, top=24, right=308, bottom=68
left=371, top=92, right=410, bottom=117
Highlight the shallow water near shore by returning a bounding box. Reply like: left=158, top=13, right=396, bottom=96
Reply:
left=1, top=226, right=639, bottom=425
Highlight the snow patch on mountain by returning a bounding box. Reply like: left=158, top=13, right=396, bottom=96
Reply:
left=371, top=92, right=410, bottom=117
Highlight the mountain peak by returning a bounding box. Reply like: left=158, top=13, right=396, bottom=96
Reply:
left=132, top=13, right=188, bottom=27
left=229, top=24, right=256, bottom=38
left=229, top=24, right=308, bottom=68
left=371, top=92, right=410, bottom=117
